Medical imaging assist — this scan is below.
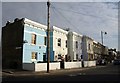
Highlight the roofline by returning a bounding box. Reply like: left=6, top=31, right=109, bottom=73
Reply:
left=52, top=26, right=68, bottom=34
left=69, top=31, right=83, bottom=37
left=24, top=18, right=47, bottom=30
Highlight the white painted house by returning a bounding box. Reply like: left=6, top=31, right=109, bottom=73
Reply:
left=50, top=26, right=68, bottom=61
left=82, top=35, right=94, bottom=61
left=68, top=31, right=82, bottom=61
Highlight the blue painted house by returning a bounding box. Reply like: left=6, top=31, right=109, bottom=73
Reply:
left=2, top=18, right=47, bottom=69
left=23, top=18, right=47, bottom=63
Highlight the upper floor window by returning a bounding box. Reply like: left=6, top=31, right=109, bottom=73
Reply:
left=76, top=41, right=78, bottom=49
left=66, top=40, right=67, bottom=48
left=88, top=43, right=91, bottom=50
left=31, top=34, right=36, bottom=44
left=44, top=36, right=47, bottom=46
left=58, top=38, right=61, bottom=47
left=80, top=42, right=82, bottom=49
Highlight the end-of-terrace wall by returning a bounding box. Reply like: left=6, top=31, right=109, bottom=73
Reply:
left=23, top=62, right=60, bottom=72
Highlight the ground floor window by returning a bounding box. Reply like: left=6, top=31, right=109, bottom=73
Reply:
left=88, top=54, right=94, bottom=61
left=76, top=54, right=78, bottom=60
left=58, top=54, right=61, bottom=59
left=31, top=52, right=37, bottom=60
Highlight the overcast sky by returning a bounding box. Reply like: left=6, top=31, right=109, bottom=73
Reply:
left=1, top=0, right=119, bottom=50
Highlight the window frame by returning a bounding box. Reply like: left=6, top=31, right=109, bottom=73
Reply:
left=76, top=41, right=78, bottom=49
left=58, top=38, right=61, bottom=47
left=66, top=40, right=67, bottom=48
left=58, top=54, right=61, bottom=59
left=44, top=36, right=47, bottom=46
left=31, top=34, right=36, bottom=45
left=31, top=52, right=37, bottom=60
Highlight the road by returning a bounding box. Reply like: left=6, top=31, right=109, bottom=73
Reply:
left=2, top=63, right=120, bottom=82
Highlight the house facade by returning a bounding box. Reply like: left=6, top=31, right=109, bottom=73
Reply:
left=93, top=41, right=102, bottom=60
left=2, top=18, right=47, bottom=69
left=68, top=31, right=82, bottom=61
left=23, top=18, right=47, bottom=63
left=82, top=35, right=94, bottom=61
left=50, top=26, right=68, bottom=61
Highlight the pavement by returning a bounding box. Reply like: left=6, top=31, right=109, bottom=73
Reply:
left=2, top=66, right=106, bottom=77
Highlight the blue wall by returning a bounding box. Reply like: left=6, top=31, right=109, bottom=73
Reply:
left=23, top=24, right=47, bottom=63
left=50, top=32, right=54, bottom=61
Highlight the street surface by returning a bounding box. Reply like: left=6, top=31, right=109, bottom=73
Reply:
left=2, top=63, right=120, bottom=82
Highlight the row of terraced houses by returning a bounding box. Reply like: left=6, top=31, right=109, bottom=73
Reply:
left=2, top=18, right=113, bottom=71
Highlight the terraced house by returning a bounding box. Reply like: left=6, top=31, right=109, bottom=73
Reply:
left=50, top=26, right=68, bottom=62
left=2, top=18, right=47, bottom=69
left=2, top=18, right=104, bottom=70
left=82, top=35, right=94, bottom=61
left=68, top=31, right=82, bottom=61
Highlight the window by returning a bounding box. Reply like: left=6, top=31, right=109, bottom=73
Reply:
left=76, top=41, right=78, bottom=49
left=66, top=40, right=67, bottom=48
left=31, top=34, right=36, bottom=44
left=32, top=52, right=37, bottom=59
left=76, top=54, right=78, bottom=60
left=88, top=44, right=91, bottom=50
left=80, top=42, right=82, bottom=49
left=58, top=54, right=61, bottom=59
left=58, top=38, right=61, bottom=47
left=89, top=54, right=93, bottom=61
left=44, top=37, right=47, bottom=46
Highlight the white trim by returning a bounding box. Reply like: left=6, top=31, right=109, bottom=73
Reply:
left=93, top=40, right=98, bottom=44
left=24, top=30, right=46, bottom=37
left=24, top=18, right=47, bottom=30
left=69, top=31, right=83, bottom=37
left=52, top=26, right=68, bottom=34
left=25, top=43, right=47, bottom=47
left=24, top=23, right=46, bottom=31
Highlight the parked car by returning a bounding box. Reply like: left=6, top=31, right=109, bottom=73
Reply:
left=113, top=59, right=120, bottom=65
left=96, top=59, right=107, bottom=65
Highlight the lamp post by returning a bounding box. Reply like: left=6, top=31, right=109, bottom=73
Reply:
left=101, top=31, right=107, bottom=45
left=101, top=31, right=107, bottom=59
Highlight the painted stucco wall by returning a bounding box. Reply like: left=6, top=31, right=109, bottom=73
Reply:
left=82, top=35, right=94, bottom=61
left=68, top=32, right=82, bottom=61
left=50, top=26, right=68, bottom=61
left=23, top=18, right=47, bottom=63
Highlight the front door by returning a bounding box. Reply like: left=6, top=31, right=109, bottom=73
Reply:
left=43, top=53, right=46, bottom=62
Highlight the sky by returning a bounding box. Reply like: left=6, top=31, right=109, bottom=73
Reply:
left=1, top=0, right=119, bottom=51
